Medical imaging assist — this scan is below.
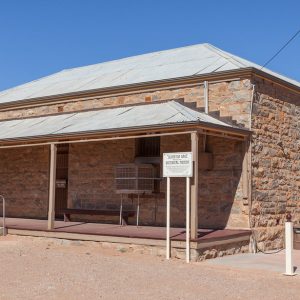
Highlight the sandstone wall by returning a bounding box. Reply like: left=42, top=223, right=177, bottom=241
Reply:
left=0, top=77, right=252, bottom=229
left=160, top=134, right=247, bottom=228
left=251, top=78, right=300, bottom=249
left=67, top=139, right=135, bottom=214
left=0, top=146, right=49, bottom=218
left=198, top=136, right=247, bottom=228
left=0, top=134, right=246, bottom=228
left=0, top=79, right=253, bottom=128
left=66, top=134, right=247, bottom=228
left=208, top=79, right=252, bottom=127
left=2, top=73, right=300, bottom=250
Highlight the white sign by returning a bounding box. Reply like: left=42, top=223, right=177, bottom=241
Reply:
left=163, top=152, right=193, bottom=178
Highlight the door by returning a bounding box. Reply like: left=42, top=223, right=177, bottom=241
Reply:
left=55, top=144, right=69, bottom=219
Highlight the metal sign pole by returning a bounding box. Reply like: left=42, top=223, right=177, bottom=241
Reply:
left=166, top=177, right=171, bottom=260
left=1, top=195, right=5, bottom=236
left=186, top=177, right=190, bottom=263
left=119, top=194, right=123, bottom=225
left=163, top=152, right=193, bottom=262
left=137, top=194, right=140, bottom=227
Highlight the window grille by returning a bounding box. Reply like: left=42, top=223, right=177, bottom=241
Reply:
left=115, top=164, right=155, bottom=194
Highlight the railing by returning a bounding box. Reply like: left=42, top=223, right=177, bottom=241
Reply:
left=0, top=195, right=5, bottom=236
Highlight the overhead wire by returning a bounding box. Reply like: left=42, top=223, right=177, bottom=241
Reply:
left=261, top=29, right=300, bottom=69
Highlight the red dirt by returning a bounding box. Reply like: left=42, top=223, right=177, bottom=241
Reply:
left=0, top=235, right=299, bottom=300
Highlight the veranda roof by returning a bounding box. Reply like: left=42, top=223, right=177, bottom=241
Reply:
left=0, top=101, right=248, bottom=143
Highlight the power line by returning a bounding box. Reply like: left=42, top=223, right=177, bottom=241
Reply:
left=261, top=29, right=300, bottom=70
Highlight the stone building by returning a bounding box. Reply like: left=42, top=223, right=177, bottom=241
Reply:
left=0, top=43, right=299, bottom=253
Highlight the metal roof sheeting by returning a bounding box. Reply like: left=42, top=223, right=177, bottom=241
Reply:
left=0, top=43, right=299, bottom=105
left=0, top=101, right=242, bottom=142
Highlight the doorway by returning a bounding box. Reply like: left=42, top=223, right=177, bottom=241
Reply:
left=55, top=144, right=69, bottom=219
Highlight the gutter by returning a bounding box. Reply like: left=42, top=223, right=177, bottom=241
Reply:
left=0, top=69, right=251, bottom=110
left=0, top=120, right=250, bottom=148
left=0, top=66, right=297, bottom=112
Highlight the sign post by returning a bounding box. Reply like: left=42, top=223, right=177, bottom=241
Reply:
left=166, top=177, right=171, bottom=260
left=163, top=152, right=193, bottom=263
left=186, top=177, right=190, bottom=263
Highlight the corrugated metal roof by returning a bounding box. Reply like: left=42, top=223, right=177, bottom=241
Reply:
left=0, top=101, right=245, bottom=142
left=0, top=43, right=298, bottom=105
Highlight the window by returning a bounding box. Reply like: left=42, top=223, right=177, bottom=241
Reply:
left=136, top=137, right=160, bottom=157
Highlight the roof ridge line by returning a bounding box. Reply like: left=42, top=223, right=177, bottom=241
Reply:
left=60, top=43, right=205, bottom=74
left=203, top=43, right=250, bottom=68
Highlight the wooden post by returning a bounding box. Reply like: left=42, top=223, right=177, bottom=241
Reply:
left=48, top=143, right=57, bottom=230
left=190, top=132, right=199, bottom=239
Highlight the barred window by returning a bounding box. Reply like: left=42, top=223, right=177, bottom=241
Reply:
left=136, top=137, right=160, bottom=157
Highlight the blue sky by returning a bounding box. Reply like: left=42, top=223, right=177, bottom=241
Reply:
left=0, top=0, right=299, bottom=91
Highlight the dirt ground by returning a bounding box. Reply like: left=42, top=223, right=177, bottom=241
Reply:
left=0, top=235, right=299, bottom=300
